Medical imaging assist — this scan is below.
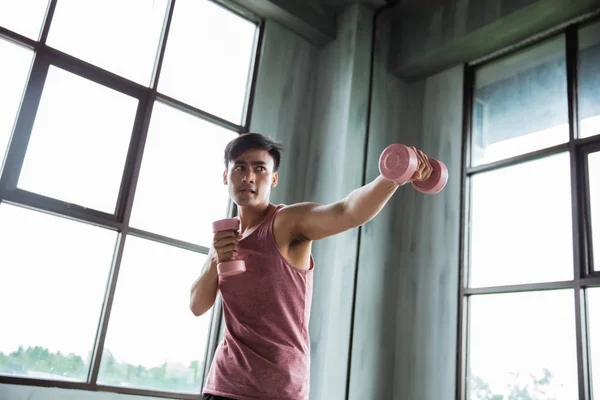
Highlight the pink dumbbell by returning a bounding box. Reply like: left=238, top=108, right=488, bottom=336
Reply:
left=378, top=143, right=448, bottom=194
left=212, top=218, right=246, bottom=277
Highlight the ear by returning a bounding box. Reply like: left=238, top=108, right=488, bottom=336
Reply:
left=223, top=170, right=228, bottom=185
left=272, top=172, right=278, bottom=188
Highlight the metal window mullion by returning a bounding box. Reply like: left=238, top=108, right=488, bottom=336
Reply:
left=150, top=0, right=177, bottom=91
left=466, top=142, right=569, bottom=176
left=38, top=0, right=58, bottom=44
left=456, top=63, right=473, bottom=400
left=241, top=20, right=265, bottom=132
left=127, top=226, right=210, bottom=254
left=0, top=376, right=200, bottom=400
left=42, top=45, right=148, bottom=98
left=86, top=93, right=157, bottom=385
left=0, top=25, right=38, bottom=49
left=0, top=52, right=49, bottom=195
left=114, top=91, right=154, bottom=221
left=465, top=280, right=576, bottom=295
left=155, top=92, right=244, bottom=133
left=566, top=24, right=591, bottom=400
left=1, top=189, right=122, bottom=230
left=87, top=231, right=128, bottom=385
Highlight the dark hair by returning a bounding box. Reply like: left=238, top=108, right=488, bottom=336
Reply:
left=223, top=133, right=284, bottom=171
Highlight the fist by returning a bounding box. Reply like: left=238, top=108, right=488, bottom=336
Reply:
left=212, top=230, right=242, bottom=263
left=409, top=146, right=433, bottom=182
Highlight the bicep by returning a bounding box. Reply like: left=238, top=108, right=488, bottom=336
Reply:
left=287, top=201, right=356, bottom=241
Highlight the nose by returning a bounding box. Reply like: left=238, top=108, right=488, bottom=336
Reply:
left=242, top=172, right=255, bottom=184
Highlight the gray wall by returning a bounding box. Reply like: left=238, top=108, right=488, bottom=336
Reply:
left=248, top=19, right=318, bottom=205
left=347, top=15, right=464, bottom=400
left=304, top=5, right=372, bottom=400
left=389, top=0, right=600, bottom=81
left=250, top=6, right=375, bottom=399
left=250, top=5, right=464, bottom=400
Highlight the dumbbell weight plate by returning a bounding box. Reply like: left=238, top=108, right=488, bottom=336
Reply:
left=378, top=144, right=419, bottom=184
left=212, top=218, right=239, bottom=233
left=218, top=260, right=246, bottom=276
left=412, top=159, right=448, bottom=195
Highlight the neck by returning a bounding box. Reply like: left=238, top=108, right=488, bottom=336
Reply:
left=238, top=202, right=273, bottom=233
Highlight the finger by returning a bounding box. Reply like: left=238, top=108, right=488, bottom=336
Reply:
left=409, top=147, right=423, bottom=181
left=213, top=238, right=238, bottom=250
left=220, top=243, right=239, bottom=252
left=220, top=250, right=238, bottom=261
left=417, top=150, right=432, bottom=180
left=213, top=230, right=237, bottom=241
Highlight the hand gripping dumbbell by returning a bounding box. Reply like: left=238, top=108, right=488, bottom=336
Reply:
left=212, top=218, right=246, bottom=277
left=378, top=143, right=448, bottom=194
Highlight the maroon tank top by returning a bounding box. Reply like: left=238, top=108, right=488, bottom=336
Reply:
left=203, top=204, right=314, bottom=400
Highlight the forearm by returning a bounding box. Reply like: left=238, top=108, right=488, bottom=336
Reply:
left=189, top=252, right=219, bottom=317
left=342, top=174, right=399, bottom=227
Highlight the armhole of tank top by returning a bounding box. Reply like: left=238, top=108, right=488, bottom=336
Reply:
left=270, top=204, right=315, bottom=273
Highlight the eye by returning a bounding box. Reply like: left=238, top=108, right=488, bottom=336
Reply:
left=257, top=166, right=266, bottom=172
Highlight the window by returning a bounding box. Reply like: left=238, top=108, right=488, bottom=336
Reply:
left=0, top=1, right=260, bottom=398
left=589, top=151, right=600, bottom=270
left=460, top=19, right=600, bottom=400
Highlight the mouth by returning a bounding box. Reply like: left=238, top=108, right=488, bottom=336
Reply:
left=238, top=188, right=256, bottom=194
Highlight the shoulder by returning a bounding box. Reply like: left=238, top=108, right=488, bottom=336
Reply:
left=273, top=202, right=319, bottom=241
left=276, top=202, right=319, bottom=220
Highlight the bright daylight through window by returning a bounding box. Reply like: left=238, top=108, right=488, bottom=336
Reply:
left=463, top=18, right=600, bottom=400
left=0, top=0, right=259, bottom=397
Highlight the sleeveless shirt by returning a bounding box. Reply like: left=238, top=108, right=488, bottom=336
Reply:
left=203, top=204, right=314, bottom=400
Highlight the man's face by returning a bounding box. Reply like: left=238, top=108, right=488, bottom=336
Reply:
left=223, top=149, right=278, bottom=208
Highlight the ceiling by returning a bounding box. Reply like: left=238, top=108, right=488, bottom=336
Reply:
left=309, top=0, right=441, bottom=17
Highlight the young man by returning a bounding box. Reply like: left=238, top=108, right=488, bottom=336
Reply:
left=190, top=133, right=432, bottom=400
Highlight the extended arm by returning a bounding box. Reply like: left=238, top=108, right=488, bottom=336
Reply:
left=285, top=147, right=433, bottom=241
left=285, top=174, right=400, bottom=241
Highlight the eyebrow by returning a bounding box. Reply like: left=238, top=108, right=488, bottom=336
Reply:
left=234, top=160, right=267, bottom=166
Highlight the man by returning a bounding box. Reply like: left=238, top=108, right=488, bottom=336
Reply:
left=190, top=133, right=432, bottom=400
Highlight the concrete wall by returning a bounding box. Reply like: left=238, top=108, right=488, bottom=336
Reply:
left=304, top=6, right=372, bottom=400
left=389, top=0, right=600, bottom=81
left=247, top=19, right=318, bottom=205
left=252, top=7, right=464, bottom=400
left=250, top=6, right=375, bottom=399
left=348, top=15, right=464, bottom=400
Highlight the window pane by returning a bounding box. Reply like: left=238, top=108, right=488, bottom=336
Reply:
left=46, top=0, right=169, bottom=86
left=158, top=0, right=256, bottom=123
left=0, top=203, right=116, bottom=381
left=590, top=152, right=600, bottom=270
left=469, top=153, right=573, bottom=287
left=0, top=0, right=49, bottom=40
left=578, top=21, right=600, bottom=138
left=0, top=39, right=33, bottom=172
left=471, top=35, right=568, bottom=166
left=18, top=66, right=138, bottom=213
left=468, top=290, right=578, bottom=400
left=98, top=236, right=210, bottom=393
left=586, top=287, right=600, bottom=398
left=130, top=101, right=235, bottom=246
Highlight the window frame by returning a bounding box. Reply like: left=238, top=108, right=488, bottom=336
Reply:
left=457, top=13, right=600, bottom=400
left=0, top=0, right=264, bottom=398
